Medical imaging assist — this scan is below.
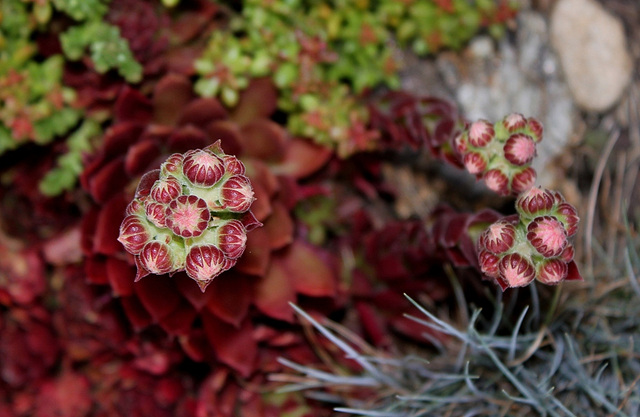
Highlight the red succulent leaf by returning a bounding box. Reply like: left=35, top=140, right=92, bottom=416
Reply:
left=233, top=227, right=270, bottom=276
left=240, top=119, right=288, bottom=162
left=107, top=257, right=136, bottom=297
left=95, top=195, right=129, bottom=255
left=355, top=301, right=392, bottom=347
left=282, top=242, right=336, bottom=298
left=158, top=301, right=198, bottom=336
left=153, top=73, right=195, bottom=126
left=254, top=259, right=297, bottom=322
left=565, top=260, right=583, bottom=281
left=134, top=274, right=184, bottom=322
left=231, top=77, right=278, bottom=125
left=205, top=121, right=245, bottom=156
left=88, top=158, right=128, bottom=204
left=114, top=86, right=153, bottom=124
left=34, top=371, right=92, bottom=417
left=120, top=296, right=154, bottom=330
left=125, top=139, right=162, bottom=177
left=202, top=312, right=257, bottom=377
left=205, top=273, right=252, bottom=327
left=178, top=98, right=228, bottom=128
left=262, top=201, right=294, bottom=251
left=166, top=125, right=210, bottom=154
left=277, top=137, right=333, bottom=179
left=135, top=169, right=161, bottom=198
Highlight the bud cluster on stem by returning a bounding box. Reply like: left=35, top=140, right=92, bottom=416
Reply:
left=454, top=113, right=542, bottom=196
left=477, top=186, right=582, bottom=290
left=118, top=141, right=262, bottom=292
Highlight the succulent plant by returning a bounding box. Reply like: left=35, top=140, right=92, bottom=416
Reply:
left=477, top=187, right=582, bottom=290
left=80, top=74, right=338, bottom=377
left=454, top=113, right=543, bottom=196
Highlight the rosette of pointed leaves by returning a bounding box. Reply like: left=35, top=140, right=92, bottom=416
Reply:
left=118, top=142, right=260, bottom=291
left=454, top=113, right=543, bottom=196
left=80, top=74, right=337, bottom=377
left=477, top=187, right=582, bottom=290
left=368, top=91, right=466, bottom=165
left=344, top=205, right=502, bottom=346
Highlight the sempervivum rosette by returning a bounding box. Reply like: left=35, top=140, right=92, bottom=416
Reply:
left=477, top=187, right=582, bottom=290
left=118, top=142, right=259, bottom=291
left=454, top=113, right=543, bottom=196
left=80, top=74, right=337, bottom=378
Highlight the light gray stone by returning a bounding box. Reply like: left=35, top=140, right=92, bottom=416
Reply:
left=550, top=0, right=632, bottom=112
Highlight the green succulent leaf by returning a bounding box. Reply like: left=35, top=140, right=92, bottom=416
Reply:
left=39, top=119, right=101, bottom=196
left=60, top=20, right=142, bottom=83
left=52, top=0, right=109, bottom=21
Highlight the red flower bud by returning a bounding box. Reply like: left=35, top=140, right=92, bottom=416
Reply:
left=463, top=152, right=487, bottom=175
left=217, top=220, right=247, bottom=259
left=499, top=253, right=535, bottom=288
left=137, top=241, right=175, bottom=279
left=454, top=133, right=468, bottom=154
left=526, top=216, right=567, bottom=258
left=220, top=175, right=255, bottom=213
left=478, top=250, right=500, bottom=278
left=526, top=117, right=543, bottom=143
left=503, top=133, right=536, bottom=166
left=511, top=167, right=537, bottom=194
left=516, top=186, right=555, bottom=216
left=559, top=244, right=574, bottom=262
left=503, top=113, right=527, bottom=132
left=125, top=198, right=145, bottom=216
left=536, top=258, right=568, bottom=285
left=185, top=245, right=226, bottom=291
left=165, top=195, right=210, bottom=238
left=118, top=215, right=152, bottom=254
left=182, top=149, right=224, bottom=187
left=479, top=220, right=516, bottom=254
left=555, top=203, right=580, bottom=237
left=145, top=201, right=167, bottom=228
left=483, top=169, right=509, bottom=195
left=222, top=155, right=246, bottom=176
left=468, top=120, right=494, bottom=147
left=162, top=153, right=184, bottom=176
left=150, top=176, right=182, bottom=204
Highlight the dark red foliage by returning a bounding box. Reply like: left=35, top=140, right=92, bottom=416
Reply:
left=368, top=92, right=466, bottom=167
left=80, top=74, right=338, bottom=377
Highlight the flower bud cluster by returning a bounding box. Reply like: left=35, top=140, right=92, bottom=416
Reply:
left=118, top=142, right=261, bottom=292
left=477, top=187, right=582, bottom=290
left=455, top=113, right=543, bottom=196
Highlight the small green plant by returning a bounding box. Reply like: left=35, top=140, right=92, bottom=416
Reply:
left=195, top=0, right=517, bottom=156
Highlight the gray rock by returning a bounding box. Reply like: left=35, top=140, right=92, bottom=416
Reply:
left=550, top=0, right=632, bottom=112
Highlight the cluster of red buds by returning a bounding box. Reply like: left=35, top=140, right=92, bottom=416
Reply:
left=455, top=113, right=543, bottom=196
left=118, top=142, right=261, bottom=292
left=477, top=187, right=582, bottom=290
